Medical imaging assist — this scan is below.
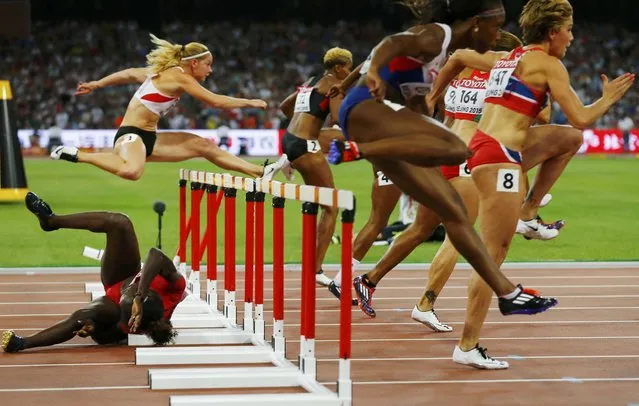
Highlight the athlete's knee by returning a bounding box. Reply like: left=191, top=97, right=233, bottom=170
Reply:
left=192, top=136, right=217, bottom=155
left=565, top=129, right=583, bottom=152
left=107, top=212, right=133, bottom=231
left=117, top=166, right=144, bottom=181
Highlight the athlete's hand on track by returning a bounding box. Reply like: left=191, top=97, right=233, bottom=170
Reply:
left=74, top=319, right=95, bottom=338
left=128, top=295, right=144, bottom=333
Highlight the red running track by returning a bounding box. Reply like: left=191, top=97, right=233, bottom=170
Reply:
left=1, top=266, right=638, bottom=405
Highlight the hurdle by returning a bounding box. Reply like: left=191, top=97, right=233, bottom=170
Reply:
left=141, top=169, right=355, bottom=406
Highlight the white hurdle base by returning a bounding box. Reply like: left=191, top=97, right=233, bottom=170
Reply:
left=149, top=366, right=304, bottom=390
left=136, top=345, right=275, bottom=365
left=129, top=328, right=252, bottom=346
left=170, top=393, right=341, bottom=406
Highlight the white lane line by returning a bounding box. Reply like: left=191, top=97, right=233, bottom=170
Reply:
left=0, top=302, right=87, bottom=305
left=0, top=314, right=69, bottom=317
left=386, top=276, right=639, bottom=280
left=9, top=320, right=639, bottom=331
left=283, top=320, right=639, bottom=327
left=289, top=336, right=639, bottom=343
left=0, top=385, right=149, bottom=393
left=0, top=292, right=85, bottom=295
left=292, top=294, right=639, bottom=302
left=281, top=306, right=639, bottom=313
left=317, top=355, right=639, bottom=362
left=0, top=362, right=134, bottom=368
left=319, top=377, right=639, bottom=386
left=0, top=282, right=90, bottom=285
left=2, top=306, right=637, bottom=318
left=0, top=294, right=636, bottom=305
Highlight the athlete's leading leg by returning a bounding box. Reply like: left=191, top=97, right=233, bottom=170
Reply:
left=149, top=132, right=284, bottom=179
left=520, top=125, right=583, bottom=220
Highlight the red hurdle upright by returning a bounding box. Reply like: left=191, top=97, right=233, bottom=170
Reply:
left=177, top=170, right=355, bottom=405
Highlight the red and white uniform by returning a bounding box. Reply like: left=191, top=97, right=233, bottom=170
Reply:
left=468, top=47, right=548, bottom=171
left=133, top=68, right=182, bottom=116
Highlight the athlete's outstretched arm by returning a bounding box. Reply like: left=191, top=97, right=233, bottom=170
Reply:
left=177, top=73, right=267, bottom=110
left=16, top=297, right=120, bottom=350
left=75, top=67, right=150, bottom=95
left=545, top=57, right=634, bottom=129
left=429, top=50, right=503, bottom=105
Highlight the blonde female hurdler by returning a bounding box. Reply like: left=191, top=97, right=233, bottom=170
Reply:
left=52, top=34, right=287, bottom=180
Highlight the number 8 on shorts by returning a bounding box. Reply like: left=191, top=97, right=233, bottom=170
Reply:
left=496, top=168, right=520, bottom=193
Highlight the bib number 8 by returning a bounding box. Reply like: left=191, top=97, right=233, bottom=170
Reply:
left=496, top=168, right=520, bottom=193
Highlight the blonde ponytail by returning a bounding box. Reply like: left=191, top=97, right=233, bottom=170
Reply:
left=146, top=33, right=211, bottom=74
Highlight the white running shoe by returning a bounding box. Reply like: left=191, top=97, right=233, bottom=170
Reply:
left=540, top=193, right=552, bottom=208
left=452, top=345, right=509, bottom=370
left=315, top=270, right=332, bottom=287
left=516, top=217, right=559, bottom=240
left=50, top=146, right=79, bottom=162
left=411, top=306, right=452, bottom=332
left=261, top=154, right=289, bottom=181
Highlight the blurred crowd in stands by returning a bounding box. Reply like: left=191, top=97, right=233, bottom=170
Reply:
left=2, top=20, right=637, bottom=134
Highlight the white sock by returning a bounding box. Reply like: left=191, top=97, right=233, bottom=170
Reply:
left=333, top=258, right=360, bottom=287
left=500, top=286, right=522, bottom=300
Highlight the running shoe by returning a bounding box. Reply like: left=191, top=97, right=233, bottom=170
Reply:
left=50, top=146, right=79, bottom=162
left=353, top=275, right=376, bottom=318
left=328, top=281, right=358, bottom=306
left=1, top=330, right=25, bottom=353
left=411, top=306, right=452, bottom=332
left=25, top=192, right=58, bottom=231
left=452, top=345, right=509, bottom=369
left=498, top=284, right=558, bottom=315
left=328, top=140, right=361, bottom=165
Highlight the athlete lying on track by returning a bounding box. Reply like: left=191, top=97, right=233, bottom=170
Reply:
left=2, top=192, right=185, bottom=353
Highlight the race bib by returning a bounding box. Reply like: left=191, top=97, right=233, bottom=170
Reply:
left=306, top=140, right=320, bottom=153
left=376, top=171, right=393, bottom=186
left=485, top=58, right=517, bottom=99
left=459, top=161, right=471, bottom=177
left=455, top=87, right=486, bottom=116
left=399, top=82, right=430, bottom=99
left=496, top=168, right=520, bottom=193
left=444, top=85, right=457, bottom=114
left=294, top=86, right=313, bottom=113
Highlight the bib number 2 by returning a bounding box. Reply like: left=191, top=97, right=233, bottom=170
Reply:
left=306, top=140, right=320, bottom=153
left=496, top=169, right=520, bottom=193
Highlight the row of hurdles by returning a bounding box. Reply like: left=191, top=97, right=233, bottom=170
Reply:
left=85, top=168, right=357, bottom=405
